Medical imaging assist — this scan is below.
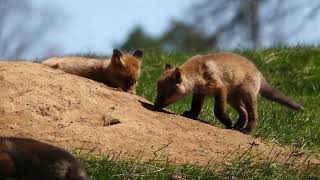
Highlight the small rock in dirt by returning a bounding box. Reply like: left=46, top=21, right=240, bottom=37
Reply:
left=103, top=118, right=121, bottom=126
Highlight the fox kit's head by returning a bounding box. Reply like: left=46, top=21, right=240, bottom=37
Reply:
left=108, top=49, right=143, bottom=93
left=154, top=64, right=188, bottom=109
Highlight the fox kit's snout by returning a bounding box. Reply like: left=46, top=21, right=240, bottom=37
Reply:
left=0, top=137, right=90, bottom=180
left=42, top=49, right=143, bottom=94
left=155, top=52, right=303, bottom=134
left=154, top=64, right=187, bottom=110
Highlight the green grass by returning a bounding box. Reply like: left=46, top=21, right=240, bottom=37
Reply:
left=79, top=47, right=320, bottom=179
left=77, top=150, right=320, bottom=179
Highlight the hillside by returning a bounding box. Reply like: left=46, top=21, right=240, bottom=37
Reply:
left=0, top=61, right=319, bottom=165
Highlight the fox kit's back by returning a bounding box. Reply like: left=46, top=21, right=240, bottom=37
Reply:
left=42, top=49, right=143, bottom=94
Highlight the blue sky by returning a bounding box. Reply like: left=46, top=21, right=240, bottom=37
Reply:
left=29, top=0, right=320, bottom=58
left=32, top=0, right=193, bottom=56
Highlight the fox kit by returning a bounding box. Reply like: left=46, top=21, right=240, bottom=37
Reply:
left=0, top=137, right=90, bottom=180
left=42, top=49, right=143, bottom=94
left=154, top=52, right=303, bottom=134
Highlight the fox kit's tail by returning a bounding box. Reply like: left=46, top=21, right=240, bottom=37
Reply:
left=260, top=79, right=304, bottom=110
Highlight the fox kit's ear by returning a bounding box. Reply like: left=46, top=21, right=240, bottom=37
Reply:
left=111, top=49, right=124, bottom=66
left=132, top=49, right=143, bottom=59
left=171, top=68, right=182, bottom=83
left=164, top=63, right=173, bottom=72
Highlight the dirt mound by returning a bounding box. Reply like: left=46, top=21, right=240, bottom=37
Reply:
left=0, top=61, right=318, bottom=165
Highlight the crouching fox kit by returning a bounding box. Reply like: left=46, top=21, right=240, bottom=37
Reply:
left=0, top=137, right=90, bottom=180
left=42, top=49, right=143, bottom=94
left=154, top=52, right=303, bottom=134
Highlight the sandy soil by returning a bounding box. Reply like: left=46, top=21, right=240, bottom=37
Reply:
left=0, top=61, right=319, bottom=165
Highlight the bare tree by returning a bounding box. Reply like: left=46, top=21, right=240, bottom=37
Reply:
left=0, top=0, right=65, bottom=59
left=189, top=0, right=320, bottom=50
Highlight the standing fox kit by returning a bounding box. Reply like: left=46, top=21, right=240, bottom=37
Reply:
left=42, top=49, right=143, bottom=94
left=154, top=52, right=303, bottom=134
left=0, top=137, right=90, bottom=180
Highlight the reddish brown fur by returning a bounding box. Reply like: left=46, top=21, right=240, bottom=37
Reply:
left=42, top=49, right=143, bottom=94
left=0, top=137, right=90, bottom=180
left=154, top=52, right=303, bottom=134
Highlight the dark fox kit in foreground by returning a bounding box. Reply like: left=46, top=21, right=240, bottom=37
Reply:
left=0, top=137, right=90, bottom=180
left=42, top=49, right=143, bottom=94
left=154, top=52, right=303, bottom=134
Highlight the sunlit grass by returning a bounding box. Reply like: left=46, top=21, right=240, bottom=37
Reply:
left=77, top=148, right=320, bottom=180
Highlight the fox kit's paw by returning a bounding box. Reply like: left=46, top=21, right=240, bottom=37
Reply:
left=235, top=127, right=253, bottom=135
left=112, top=88, right=123, bottom=92
left=232, top=127, right=245, bottom=133
left=232, top=121, right=246, bottom=130
left=232, top=125, right=246, bottom=133
left=182, top=111, right=198, bottom=120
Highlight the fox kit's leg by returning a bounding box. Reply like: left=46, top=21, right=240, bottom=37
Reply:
left=182, top=94, right=205, bottom=119
left=229, top=94, right=248, bottom=130
left=233, top=106, right=248, bottom=130
left=243, top=94, right=258, bottom=134
left=0, top=152, right=16, bottom=179
left=214, top=88, right=233, bottom=128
